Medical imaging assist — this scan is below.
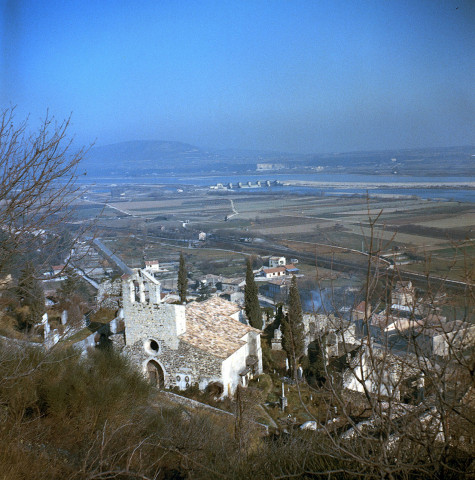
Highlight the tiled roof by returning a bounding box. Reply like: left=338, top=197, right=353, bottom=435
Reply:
left=354, top=301, right=367, bottom=312
left=263, top=267, right=286, bottom=274
left=181, top=297, right=259, bottom=359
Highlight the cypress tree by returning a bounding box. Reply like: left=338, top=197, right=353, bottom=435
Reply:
left=178, top=252, right=188, bottom=304
left=281, top=275, right=305, bottom=380
left=274, top=304, right=284, bottom=330
left=244, top=258, right=262, bottom=329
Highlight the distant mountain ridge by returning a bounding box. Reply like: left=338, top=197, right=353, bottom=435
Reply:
left=82, top=140, right=475, bottom=177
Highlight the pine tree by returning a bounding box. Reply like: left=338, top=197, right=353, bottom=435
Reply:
left=281, top=275, right=305, bottom=380
left=244, top=258, right=262, bottom=329
left=177, top=252, right=188, bottom=304
left=16, top=262, right=45, bottom=331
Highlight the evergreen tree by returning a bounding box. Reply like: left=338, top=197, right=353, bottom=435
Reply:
left=58, top=267, right=81, bottom=300
left=274, top=304, right=284, bottom=330
left=281, top=276, right=305, bottom=380
left=244, top=258, right=262, bottom=329
left=197, top=281, right=211, bottom=302
left=177, top=252, right=188, bottom=304
left=264, top=303, right=284, bottom=336
left=304, top=335, right=327, bottom=386
left=16, top=262, right=45, bottom=331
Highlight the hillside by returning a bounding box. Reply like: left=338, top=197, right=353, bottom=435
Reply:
left=81, top=141, right=475, bottom=178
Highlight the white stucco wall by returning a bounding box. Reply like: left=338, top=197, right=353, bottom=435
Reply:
left=221, top=343, right=249, bottom=396
left=220, top=331, right=263, bottom=396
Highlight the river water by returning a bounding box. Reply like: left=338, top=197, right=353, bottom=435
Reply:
left=79, top=173, right=475, bottom=203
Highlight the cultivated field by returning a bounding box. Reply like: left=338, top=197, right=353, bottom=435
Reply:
left=82, top=185, right=474, bottom=284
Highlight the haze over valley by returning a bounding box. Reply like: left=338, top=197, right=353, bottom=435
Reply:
left=83, top=141, right=475, bottom=178
left=1, top=1, right=474, bottom=478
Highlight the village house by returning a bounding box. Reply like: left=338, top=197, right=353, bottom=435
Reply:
left=353, top=285, right=474, bottom=359
left=258, top=278, right=289, bottom=302
left=48, top=264, right=66, bottom=278
left=271, top=310, right=357, bottom=360
left=352, top=301, right=372, bottom=322
left=261, top=266, right=286, bottom=278
left=389, top=315, right=475, bottom=357
left=268, top=256, right=286, bottom=268
left=391, top=281, right=416, bottom=308
left=144, top=260, right=160, bottom=273
left=198, top=274, right=244, bottom=293
left=258, top=263, right=299, bottom=279
left=121, top=269, right=263, bottom=397
left=343, top=345, right=422, bottom=400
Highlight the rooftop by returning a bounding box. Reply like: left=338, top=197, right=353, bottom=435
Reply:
left=285, top=264, right=299, bottom=271
left=354, top=301, right=367, bottom=313
left=263, top=266, right=286, bottom=274
left=181, top=297, right=259, bottom=359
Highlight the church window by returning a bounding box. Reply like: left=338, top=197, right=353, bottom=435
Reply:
left=144, top=338, right=160, bottom=355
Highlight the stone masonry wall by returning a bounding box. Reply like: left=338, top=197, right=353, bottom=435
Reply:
left=124, top=301, right=185, bottom=350
left=124, top=339, right=223, bottom=390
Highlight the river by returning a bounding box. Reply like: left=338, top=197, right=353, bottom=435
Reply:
left=79, top=173, right=475, bottom=203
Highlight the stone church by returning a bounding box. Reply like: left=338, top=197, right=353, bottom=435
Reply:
left=122, top=269, right=263, bottom=397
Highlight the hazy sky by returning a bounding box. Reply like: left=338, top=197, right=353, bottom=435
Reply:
left=1, top=0, right=474, bottom=153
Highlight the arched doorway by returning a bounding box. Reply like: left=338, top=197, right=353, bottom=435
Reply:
left=146, top=360, right=164, bottom=388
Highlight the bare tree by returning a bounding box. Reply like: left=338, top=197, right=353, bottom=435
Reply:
left=0, top=107, right=88, bottom=275
left=292, top=206, right=475, bottom=479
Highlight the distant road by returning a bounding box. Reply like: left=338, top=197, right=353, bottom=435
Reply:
left=92, top=238, right=133, bottom=275
left=71, top=266, right=100, bottom=290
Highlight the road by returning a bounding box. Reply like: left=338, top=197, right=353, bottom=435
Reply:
left=92, top=238, right=134, bottom=275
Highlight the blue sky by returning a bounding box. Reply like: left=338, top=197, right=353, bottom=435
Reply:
left=1, top=0, right=474, bottom=153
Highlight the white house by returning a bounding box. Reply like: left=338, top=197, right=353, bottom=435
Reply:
left=144, top=260, right=160, bottom=272
left=262, top=266, right=287, bottom=278
left=259, top=263, right=299, bottom=279
left=269, top=256, right=286, bottom=268
left=343, top=345, right=419, bottom=400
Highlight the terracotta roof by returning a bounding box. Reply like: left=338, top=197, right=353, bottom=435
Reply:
left=263, top=266, right=286, bottom=274
left=354, top=301, right=367, bottom=312
left=181, top=297, right=260, bottom=359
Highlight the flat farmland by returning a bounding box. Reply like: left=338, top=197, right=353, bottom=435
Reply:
left=108, top=197, right=232, bottom=217
left=415, top=212, right=475, bottom=229
left=89, top=186, right=473, bottom=284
